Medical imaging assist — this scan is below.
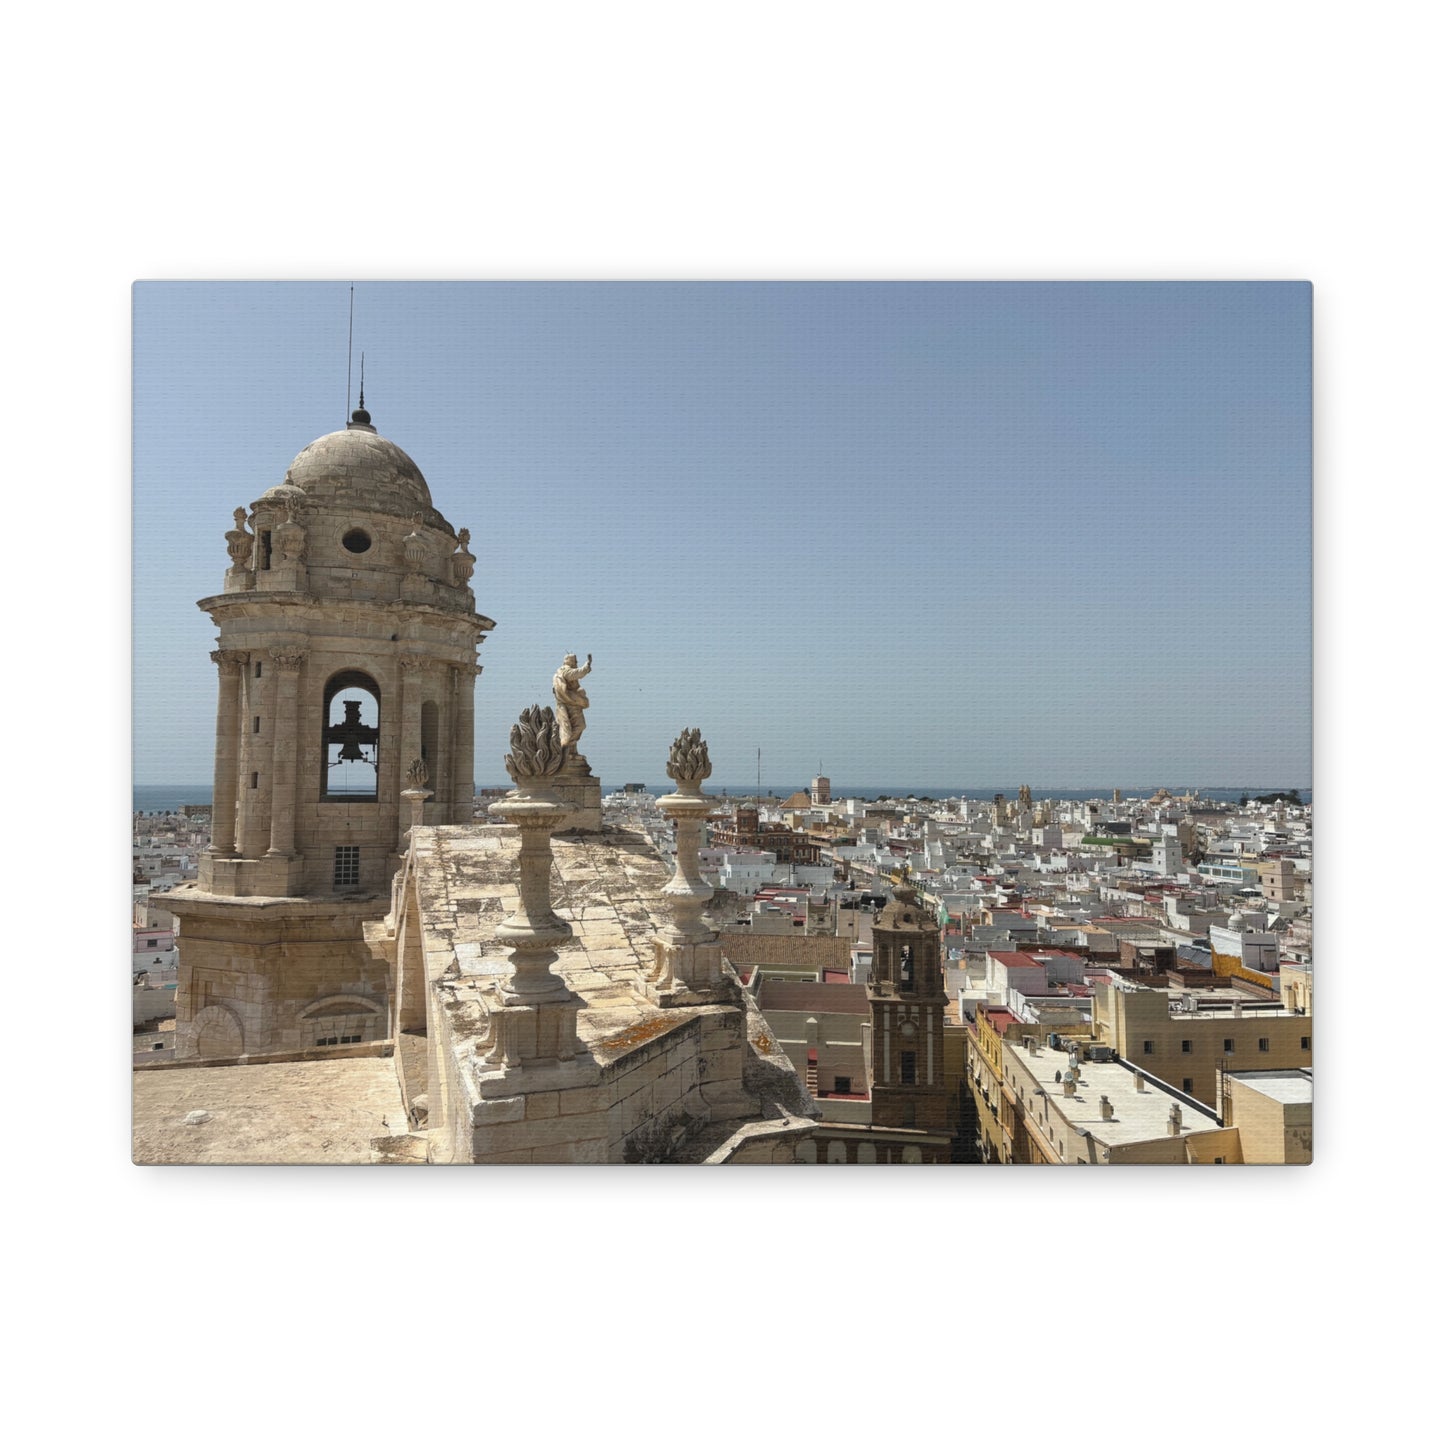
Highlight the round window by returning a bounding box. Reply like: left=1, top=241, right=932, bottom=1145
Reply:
left=342, top=528, right=371, bottom=555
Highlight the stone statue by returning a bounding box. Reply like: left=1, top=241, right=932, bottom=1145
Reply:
left=225, top=508, right=253, bottom=569
left=407, top=757, right=429, bottom=787
left=552, top=652, right=592, bottom=750
left=456, top=528, right=470, bottom=551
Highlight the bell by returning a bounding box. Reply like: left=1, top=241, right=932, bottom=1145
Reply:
left=326, top=697, right=379, bottom=767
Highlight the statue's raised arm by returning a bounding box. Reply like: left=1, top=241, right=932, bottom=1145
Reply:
left=552, top=651, right=593, bottom=750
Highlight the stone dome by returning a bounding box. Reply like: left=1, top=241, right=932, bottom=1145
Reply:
left=266, top=420, right=444, bottom=526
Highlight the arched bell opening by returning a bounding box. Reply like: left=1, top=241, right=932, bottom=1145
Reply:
left=420, top=700, right=439, bottom=800
left=321, top=669, right=381, bottom=801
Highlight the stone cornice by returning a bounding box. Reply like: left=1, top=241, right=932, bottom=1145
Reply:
left=197, top=593, right=494, bottom=635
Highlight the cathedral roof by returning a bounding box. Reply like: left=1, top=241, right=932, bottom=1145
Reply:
left=267, top=420, right=440, bottom=524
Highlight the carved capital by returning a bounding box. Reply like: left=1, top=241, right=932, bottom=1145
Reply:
left=268, top=647, right=307, bottom=671
left=211, top=649, right=247, bottom=676
left=398, top=656, right=426, bottom=676
left=455, top=661, right=484, bottom=678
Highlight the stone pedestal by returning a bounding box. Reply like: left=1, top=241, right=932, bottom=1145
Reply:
left=552, top=751, right=602, bottom=833
left=648, top=937, right=731, bottom=1009
left=486, top=756, right=585, bottom=1068
left=477, top=990, right=585, bottom=1070
left=646, top=738, right=730, bottom=1006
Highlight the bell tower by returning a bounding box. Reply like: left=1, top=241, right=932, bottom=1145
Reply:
left=168, top=404, right=495, bottom=1061
left=867, top=879, right=950, bottom=1150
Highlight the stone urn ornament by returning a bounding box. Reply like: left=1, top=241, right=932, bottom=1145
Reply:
left=488, top=705, right=573, bottom=999
left=656, top=727, right=717, bottom=945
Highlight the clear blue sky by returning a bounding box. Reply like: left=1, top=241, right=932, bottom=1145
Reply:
left=133, top=281, right=1311, bottom=790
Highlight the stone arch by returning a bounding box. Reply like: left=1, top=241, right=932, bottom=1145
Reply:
left=826, top=1140, right=848, bottom=1164
left=298, top=994, right=384, bottom=1020
left=857, top=1142, right=877, bottom=1164
left=299, top=993, right=385, bottom=1048
left=189, top=1004, right=244, bottom=1060
left=901, top=1144, right=923, bottom=1164
left=796, top=1139, right=817, bottom=1164
left=321, top=668, right=381, bottom=800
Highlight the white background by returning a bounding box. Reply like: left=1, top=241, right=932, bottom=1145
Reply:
left=7, top=2, right=1433, bottom=1438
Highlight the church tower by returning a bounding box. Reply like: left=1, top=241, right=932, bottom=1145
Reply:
left=866, top=880, right=950, bottom=1157
left=168, top=403, right=494, bottom=1060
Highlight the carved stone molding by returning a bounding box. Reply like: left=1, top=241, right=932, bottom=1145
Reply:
left=268, top=647, right=308, bottom=671
left=211, top=649, right=247, bottom=675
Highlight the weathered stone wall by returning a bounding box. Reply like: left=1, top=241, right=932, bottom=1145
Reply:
left=170, top=897, right=390, bottom=1059
left=718, top=932, right=850, bottom=970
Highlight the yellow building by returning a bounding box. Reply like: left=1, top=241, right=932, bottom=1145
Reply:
left=1220, top=1069, right=1312, bottom=1163
left=1092, top=983, right=1312, bottom=1110
left=1280, top=962, right=1313, bottom=1015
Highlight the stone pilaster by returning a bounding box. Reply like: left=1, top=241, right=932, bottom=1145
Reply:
left=430, top=658, right=451, bottom=823
left=207, top=650, right=245, bottom=856
left=266, top=647, right=306, bottom=858
left=397, top=657, right=424, bottom=851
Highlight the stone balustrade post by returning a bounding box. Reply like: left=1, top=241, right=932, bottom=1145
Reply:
left=400, top=757, right=433, bottom=853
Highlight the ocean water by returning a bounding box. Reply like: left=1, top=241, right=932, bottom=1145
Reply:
left=134, top=782, right=1310, bottom=813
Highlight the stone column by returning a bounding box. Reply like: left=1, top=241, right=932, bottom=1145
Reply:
left=208, top=650, right=245, bottom=855
left=484, top=705, right=581, bottom=1067
left=397, top=657, right=424, bottom=851
left=433, top=660, right=451, bottom=824
left=266, top=647, right=306, bottom=857
left=450, top=660, right=480, bottom=823
left=650, top=728, right=727, bottom=1005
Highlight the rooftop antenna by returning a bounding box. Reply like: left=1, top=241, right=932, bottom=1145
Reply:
left=359, top=352, right=366, bottom=412
left=346, top=285, right=355, bottom=422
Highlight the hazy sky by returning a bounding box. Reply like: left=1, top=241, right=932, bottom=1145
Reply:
left=133, top=281, right=1310, bottom=790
